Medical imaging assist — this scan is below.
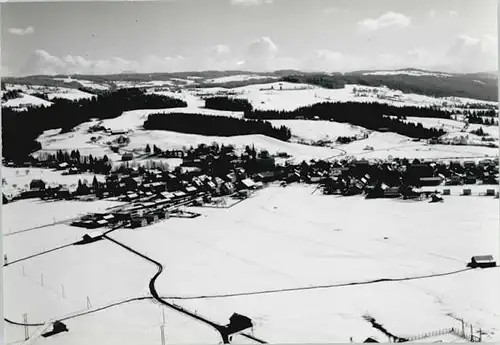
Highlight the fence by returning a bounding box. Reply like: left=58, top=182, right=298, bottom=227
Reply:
left=404, top=327, right=455, bottom=342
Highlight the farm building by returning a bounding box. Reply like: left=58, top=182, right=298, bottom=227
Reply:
left=30, top=179, right=46, bottom=190
left=122, top=152, right=134, bottom=161
left=468, top=255, right=496, bottom=268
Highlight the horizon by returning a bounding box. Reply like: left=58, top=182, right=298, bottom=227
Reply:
left=1, top=0, right=498, bottom=77
left=3, top=67, right=499, bottom=80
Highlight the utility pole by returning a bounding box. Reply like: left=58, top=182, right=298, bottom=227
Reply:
left=160, top=308, right=166, bottom=345
left=23, top=313, right=29, bottom=340
left=87, top=296, right=92, bottom=310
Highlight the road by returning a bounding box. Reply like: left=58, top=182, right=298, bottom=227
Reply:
left=102, top=233, right=267, bottom=344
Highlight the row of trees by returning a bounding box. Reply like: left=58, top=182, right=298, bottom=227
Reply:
left=467, top=114, right=498, bottom=126
left=38, top=150, right=112, bottom=174
left=143, top=112, right=292, bottom=141
left=204, top=97, right=253, bottom=112
left=2, top=88, right=187, bottom=161
left=246, top=102, right=447, bottom=139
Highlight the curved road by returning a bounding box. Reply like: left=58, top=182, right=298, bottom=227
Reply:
left=103, top=234, right=266, bottom=344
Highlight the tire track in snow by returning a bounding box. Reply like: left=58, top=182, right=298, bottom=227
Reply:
left=159, top=267, right=487, bottom=300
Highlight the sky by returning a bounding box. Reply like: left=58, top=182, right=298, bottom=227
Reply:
left=1, top=0, right=498, bottom=76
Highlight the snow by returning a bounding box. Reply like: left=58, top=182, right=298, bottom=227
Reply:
left=54, top=77, right=110, bottom=91
left=2, top=198, right=123, bottom=234
left=1, top=166, right=107, bottom=199
left=404, top=117, right=465, bottom=133
left=3, top=182, right=499, bottom=343
left=46, top=89, right=96, bottom=101
left=106, top=184, right=499, bottom=342
left=3, top=239, right=156, bottom=322
left=2, top=92, right=53, bottom=108
left=204, top=74, right=278, bottom=84
left=269, top=120, right=369, bottom=143
left=363, top=70, right=453, bottom=77
left=5, top=300, right=220, bottom=345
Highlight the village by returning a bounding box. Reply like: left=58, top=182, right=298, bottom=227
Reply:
left=3, top=138, right=499, bottom=233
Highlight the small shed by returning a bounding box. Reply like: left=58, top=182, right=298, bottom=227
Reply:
left=468, top=255, right=496, bottom=268
left=226, top=313, right=253, bottom=335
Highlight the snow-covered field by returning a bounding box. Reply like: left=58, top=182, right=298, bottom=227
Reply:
left=2, top=198, right=123, bottom=234
left=2, top=92, right=53, bottom=109
left=53, top=77, right=110, bottom=91
left=363, top=70, right=453, bottom=77
left=1, top=166, right=107, bottom=199
left=5, top=185, right=497, bottom=344
left=110, top=185, right=499, bottom=342
left=269, top=120, right=369, bottom=143
left=204, top=74, right=278, bottom=84
left=6, top=300, right=221, bottom=345
left=46, top=89, right=96, bottom=101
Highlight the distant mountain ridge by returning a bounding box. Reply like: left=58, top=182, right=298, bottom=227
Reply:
left=3, top=68, right=498, bottom=101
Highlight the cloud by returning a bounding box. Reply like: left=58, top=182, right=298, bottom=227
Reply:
left=230, top=0, right=272, bottom=6
left=445, top=34, right=497, bottom=71
left=449, top=10, right=458, bottom=17
left=358, top=12, right=411, bottom=32
left=8, top=26, right=34, bottom=36
left=428, top=9, right=436, bottom=18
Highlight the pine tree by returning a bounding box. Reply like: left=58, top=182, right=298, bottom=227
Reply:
left=92, top=176, right=98, bottom=190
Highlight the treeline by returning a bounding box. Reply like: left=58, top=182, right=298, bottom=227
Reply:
left=468, top=113, right=498, bottom=126
left=204, top=97, right=253, bottom=112
left=246, top=102, right=447, bottom=139
left=1, top=89, right=22, bottom=101
left=282, top=74, right=345, bottom=89
left=143, top=112, right=292, bottom=141
left=280, top=72, right=498, bottom=101
left=2, top=88, right=187, bottom=161
left=39, top=150, right=112, bottom=174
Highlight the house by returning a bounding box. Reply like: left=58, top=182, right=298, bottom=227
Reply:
left=56, top=162, right=69, bottom=170
left=30, top=179, right=46, bottom=190
left=225, top=313, right=253, bottom=336
left=464, top=174, right=476, bottom=184
left=145, top=213, right=159, bottom=224
left=468, top=255, right=496, bottom=268
left=221, top=182, right=235, bottom=195
left=185, top=186, right=198, bottom=195
left=445, top=175, right=463, bottom=185
left=131, top=217, right=148, bottom=228
left=382, top=186, right=400, bottom=198
left=122, top=152, right=134, bottom=161
left=240, top=178, right=256, bottom=189
left=363, top=337, right=379, bottom=343
left=225, top=173, right=237, bottom=183
left=419, top=176, right=443, bottom=186
left=255, top=156, right=276, bottom=172
left=463, top=161, right=476, bottom=169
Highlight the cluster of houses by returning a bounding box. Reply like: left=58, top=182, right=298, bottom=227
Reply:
left=5, top=143, right=499, bottom=210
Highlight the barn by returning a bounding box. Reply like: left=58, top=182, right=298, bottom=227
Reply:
left=468, top=255, right=496, bottom=268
